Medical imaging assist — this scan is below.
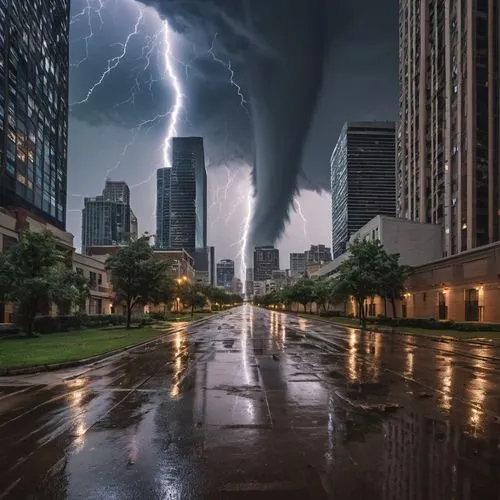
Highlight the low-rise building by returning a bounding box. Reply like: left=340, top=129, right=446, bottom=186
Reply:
left=73, top=253, right=114, bottom=315
left=312, top=216, right=443, bottom=278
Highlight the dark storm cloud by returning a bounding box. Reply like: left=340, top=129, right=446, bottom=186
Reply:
left=136, top=0, right=398, bottom=247
left=70, top=0, right=398, bottom=249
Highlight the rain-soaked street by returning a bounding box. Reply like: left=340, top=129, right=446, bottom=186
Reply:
left=1, top=304, right=500, bottom=499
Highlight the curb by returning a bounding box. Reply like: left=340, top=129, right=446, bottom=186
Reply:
left=288, top=312, right=500, bottom=349
left=0, top=313, right=220, bottom=377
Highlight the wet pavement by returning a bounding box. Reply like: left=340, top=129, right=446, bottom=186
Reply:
left=1, top=304, right=500, bottom=499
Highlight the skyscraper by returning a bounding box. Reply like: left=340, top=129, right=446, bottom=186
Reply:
left=253, top=246, right=280, bottom=281
left=156, top=167, right=171, bottom=249
left=82, top=180, right=132, bottom=254
left=169, top=137, right=207, bottom=253
left=331, top=122, right=396, bottom=257
left=0, top=0, right=70, bottom=229
left=398, top=0, right=500, bottom=256
left=217, top=259, right=235, bottom=290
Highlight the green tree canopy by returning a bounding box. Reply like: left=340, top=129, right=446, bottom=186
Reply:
left=106, top=236, right=168, bottom=328
left=0, top=231, right=85, bottom=335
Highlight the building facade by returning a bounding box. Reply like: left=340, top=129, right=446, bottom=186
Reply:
left=168, top=137, right=207, bottom=253
left=81, top=180, right=132, bottom=255
left=194, top=246, right=215, bottom=286
left=253, top=246, right=280, bottom=281
left=0, top=0, right=70, bottom=230
left=331, top=122, right=396, bottom=258
left=156, top=167, right=170, bottom=249
left=398, top=0, right=500, bottom=256
left=245, top=267, right=254, bottom=297
left=216, top=259, right=235, bottom=290
left=290, top=252, right=306, bottom=277
left=305, top=244, right=332, bottom=265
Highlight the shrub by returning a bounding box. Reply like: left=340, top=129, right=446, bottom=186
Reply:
left=318, top=310, right=344, bottom=317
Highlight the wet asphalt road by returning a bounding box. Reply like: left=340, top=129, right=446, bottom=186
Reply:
left=1, top=304, right=500, bottom=499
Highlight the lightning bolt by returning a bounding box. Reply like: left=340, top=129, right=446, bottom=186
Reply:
left=208, top=33, right=248, bottom=112
left=71, top=0, right=105, bottom=68
left=72, top=5, right=144, bottom=106
left=239, top=187, right=253, bottom=298
left=162, top=20, right=184, bottom=167
left=294, top=198, right=310, bottom=243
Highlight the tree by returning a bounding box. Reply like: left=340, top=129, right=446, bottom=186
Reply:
left=312, top=279, right=332, bottom=312
left=379, top=253, right=411, bottom=319
left=291, top=278, right=315, bottom=313
left=336, top=238, right=385, bottom=327
left=154, top=274, right=176, bottom=317
left=179, top=284, right=207, bottom=317
left=0, top=231, right=81, bottom=336
left=53, top=266, right=90, bottom=316
left=106, top=236, right=168, bottom=328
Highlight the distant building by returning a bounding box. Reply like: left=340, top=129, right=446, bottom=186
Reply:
left=130, top=209, right=138, bottom=240
left=331, top=122, right=396, bottom=258
left=0, top=0, right=70, bottom=230
left=253, top=246, right=279, bottom=281
left=217, top=259, right=235, bottom=290
left=81, top=180, right=132, bottom=255
left=153, top=249, right=195, bottom=283
left=156, top=168, right=171, bottom=250
left=169, top=137, right=207, bottom=254
left=194, top=246, right=215, bottom=286
left=245, top=267, right=254, bottom=297
left=305, top=244, right=332, bottom=265
left=232, top=278, right=243, bottom=296
left=290, top=253, right=306, bottom=277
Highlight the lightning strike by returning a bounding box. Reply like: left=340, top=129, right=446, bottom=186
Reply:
left=208, top=33, right=248, bottom=111
left=293, top=198, right=310, bottom=242
left=162, top=20, right=185, bottom=167
left=71, top=0, right=105, bottom=68
left=239, top=187, right=254, bottom=297
left=72, top=6, right=144, bottom=106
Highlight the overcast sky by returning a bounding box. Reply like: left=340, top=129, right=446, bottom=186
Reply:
left=68, top=0, right=398, bottom=277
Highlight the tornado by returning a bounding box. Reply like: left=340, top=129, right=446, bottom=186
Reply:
left=138, top=0, right=326, bottom=248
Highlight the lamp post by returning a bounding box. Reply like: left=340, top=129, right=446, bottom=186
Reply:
left=176, top=297, right=180, bottom=313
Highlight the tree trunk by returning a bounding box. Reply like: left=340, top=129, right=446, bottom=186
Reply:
left=384, top=298, right=387, bottom=319
left=26, top=311, right=36, bottom=337
left=126, top=302, right=132, bottom=329
left=390, top=297, right=397, bottom=319
left=191, top=304, right=194, bottom=318
left=358, top=299, right=366, bottom=328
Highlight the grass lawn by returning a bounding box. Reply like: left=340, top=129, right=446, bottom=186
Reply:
left=0, top=327, right=166, bottom=369
left=296, top=313, right=500, bottom=341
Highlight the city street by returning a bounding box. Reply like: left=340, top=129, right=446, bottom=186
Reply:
left=1, top=305, right=500, bottom=499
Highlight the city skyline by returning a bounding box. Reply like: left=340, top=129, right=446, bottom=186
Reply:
left=66, top=0, right=398, bottom=264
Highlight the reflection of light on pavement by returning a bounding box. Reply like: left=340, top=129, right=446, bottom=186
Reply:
left=66, top=377, right=89, bottom=452
left=325, top=396, right=335, bottom=465
left=170, top=330, right=184, bottom=398
left=440, top=359, right=453, bottom=413
left=347, top=329, right=358, bottom=383
left=298, top=317, right=308, bottom=331
left=404, top=346, right=414, bottom=378
left=369, top=333, right=382, bottom=381
left=467, top=349, right=488, bottom=432
left=240, top=304, right=256, bottom=422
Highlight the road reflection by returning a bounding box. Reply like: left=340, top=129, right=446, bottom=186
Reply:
left=170, top=327, right=188, bottom=398
left=66, top=377, right=89, bottom=452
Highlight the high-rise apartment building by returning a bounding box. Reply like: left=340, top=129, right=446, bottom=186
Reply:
left=82, top=180, right=132, bottom=254
left=0, top=0, right=70, bottom=229
left=253, top=246, right=280, bottom=281
left=331, top=122, right=396, bottom=257
left=169, top=137, right=207, bottom=253
left=290, top=253, right=306, bottom=277
left=398, top=0, right=499, bottom=255
left=156, top=167, right=171, bottom=249
left=216, top=259, right=235, bottom=290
